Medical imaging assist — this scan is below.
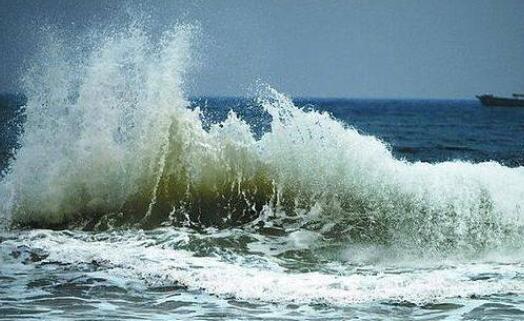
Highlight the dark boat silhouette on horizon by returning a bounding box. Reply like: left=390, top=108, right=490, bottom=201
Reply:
left=477, top=93, right=524, bottom=107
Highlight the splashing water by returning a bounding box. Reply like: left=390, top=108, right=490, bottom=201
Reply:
left=0, top=22, right=523, bottom=320
left=1, top=23, right=523, bottom=252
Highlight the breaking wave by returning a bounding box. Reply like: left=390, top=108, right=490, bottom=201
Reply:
left=1, top=23, right=523, bottom=253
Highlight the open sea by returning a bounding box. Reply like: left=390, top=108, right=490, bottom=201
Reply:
left=1, top=25, right=524, bottom=321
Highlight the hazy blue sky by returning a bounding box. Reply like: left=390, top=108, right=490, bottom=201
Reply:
left=1, top=0, right=523, bottom=98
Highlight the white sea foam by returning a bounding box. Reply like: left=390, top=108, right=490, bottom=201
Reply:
left=4, top=230, right=522, bottom=306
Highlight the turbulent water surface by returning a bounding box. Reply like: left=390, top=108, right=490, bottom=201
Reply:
left=1, top=24, right=524, bottom=320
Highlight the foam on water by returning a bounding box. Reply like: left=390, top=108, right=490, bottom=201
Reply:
left=0, top=23, right=523, bottom=254
left=2, top=229, right=523, bottom=307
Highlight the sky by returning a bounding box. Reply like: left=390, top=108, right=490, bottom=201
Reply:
left=0, top=0, right=523, bottom=98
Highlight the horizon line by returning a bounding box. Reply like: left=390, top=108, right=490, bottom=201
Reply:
left=0, top=92, right=478, bottom=101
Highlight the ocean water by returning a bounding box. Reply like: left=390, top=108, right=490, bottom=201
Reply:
left=1, top=24, right=524, bottom=321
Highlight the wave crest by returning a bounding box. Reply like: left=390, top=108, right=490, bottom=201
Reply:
left=1, top=23, right=523, bottom=252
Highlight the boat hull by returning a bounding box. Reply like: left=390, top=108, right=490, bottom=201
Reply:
left=477, top=95, right=524, bottom=107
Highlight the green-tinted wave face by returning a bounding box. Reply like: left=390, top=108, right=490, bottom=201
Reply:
left=1, top=23, right=523, bottom=254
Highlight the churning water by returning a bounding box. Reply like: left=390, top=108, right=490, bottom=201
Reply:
left=1, top=23, right=523, bottom=320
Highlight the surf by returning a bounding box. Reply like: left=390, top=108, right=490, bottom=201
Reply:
left=1, top=23, right=523, bottom=253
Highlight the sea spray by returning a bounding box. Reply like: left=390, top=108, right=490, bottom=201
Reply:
left=1, top=23, right=523, bottom=253
left=0, top=23, right=201, bottom=226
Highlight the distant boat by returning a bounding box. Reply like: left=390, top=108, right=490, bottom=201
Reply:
left=476, top=93, right=524, bottom=107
